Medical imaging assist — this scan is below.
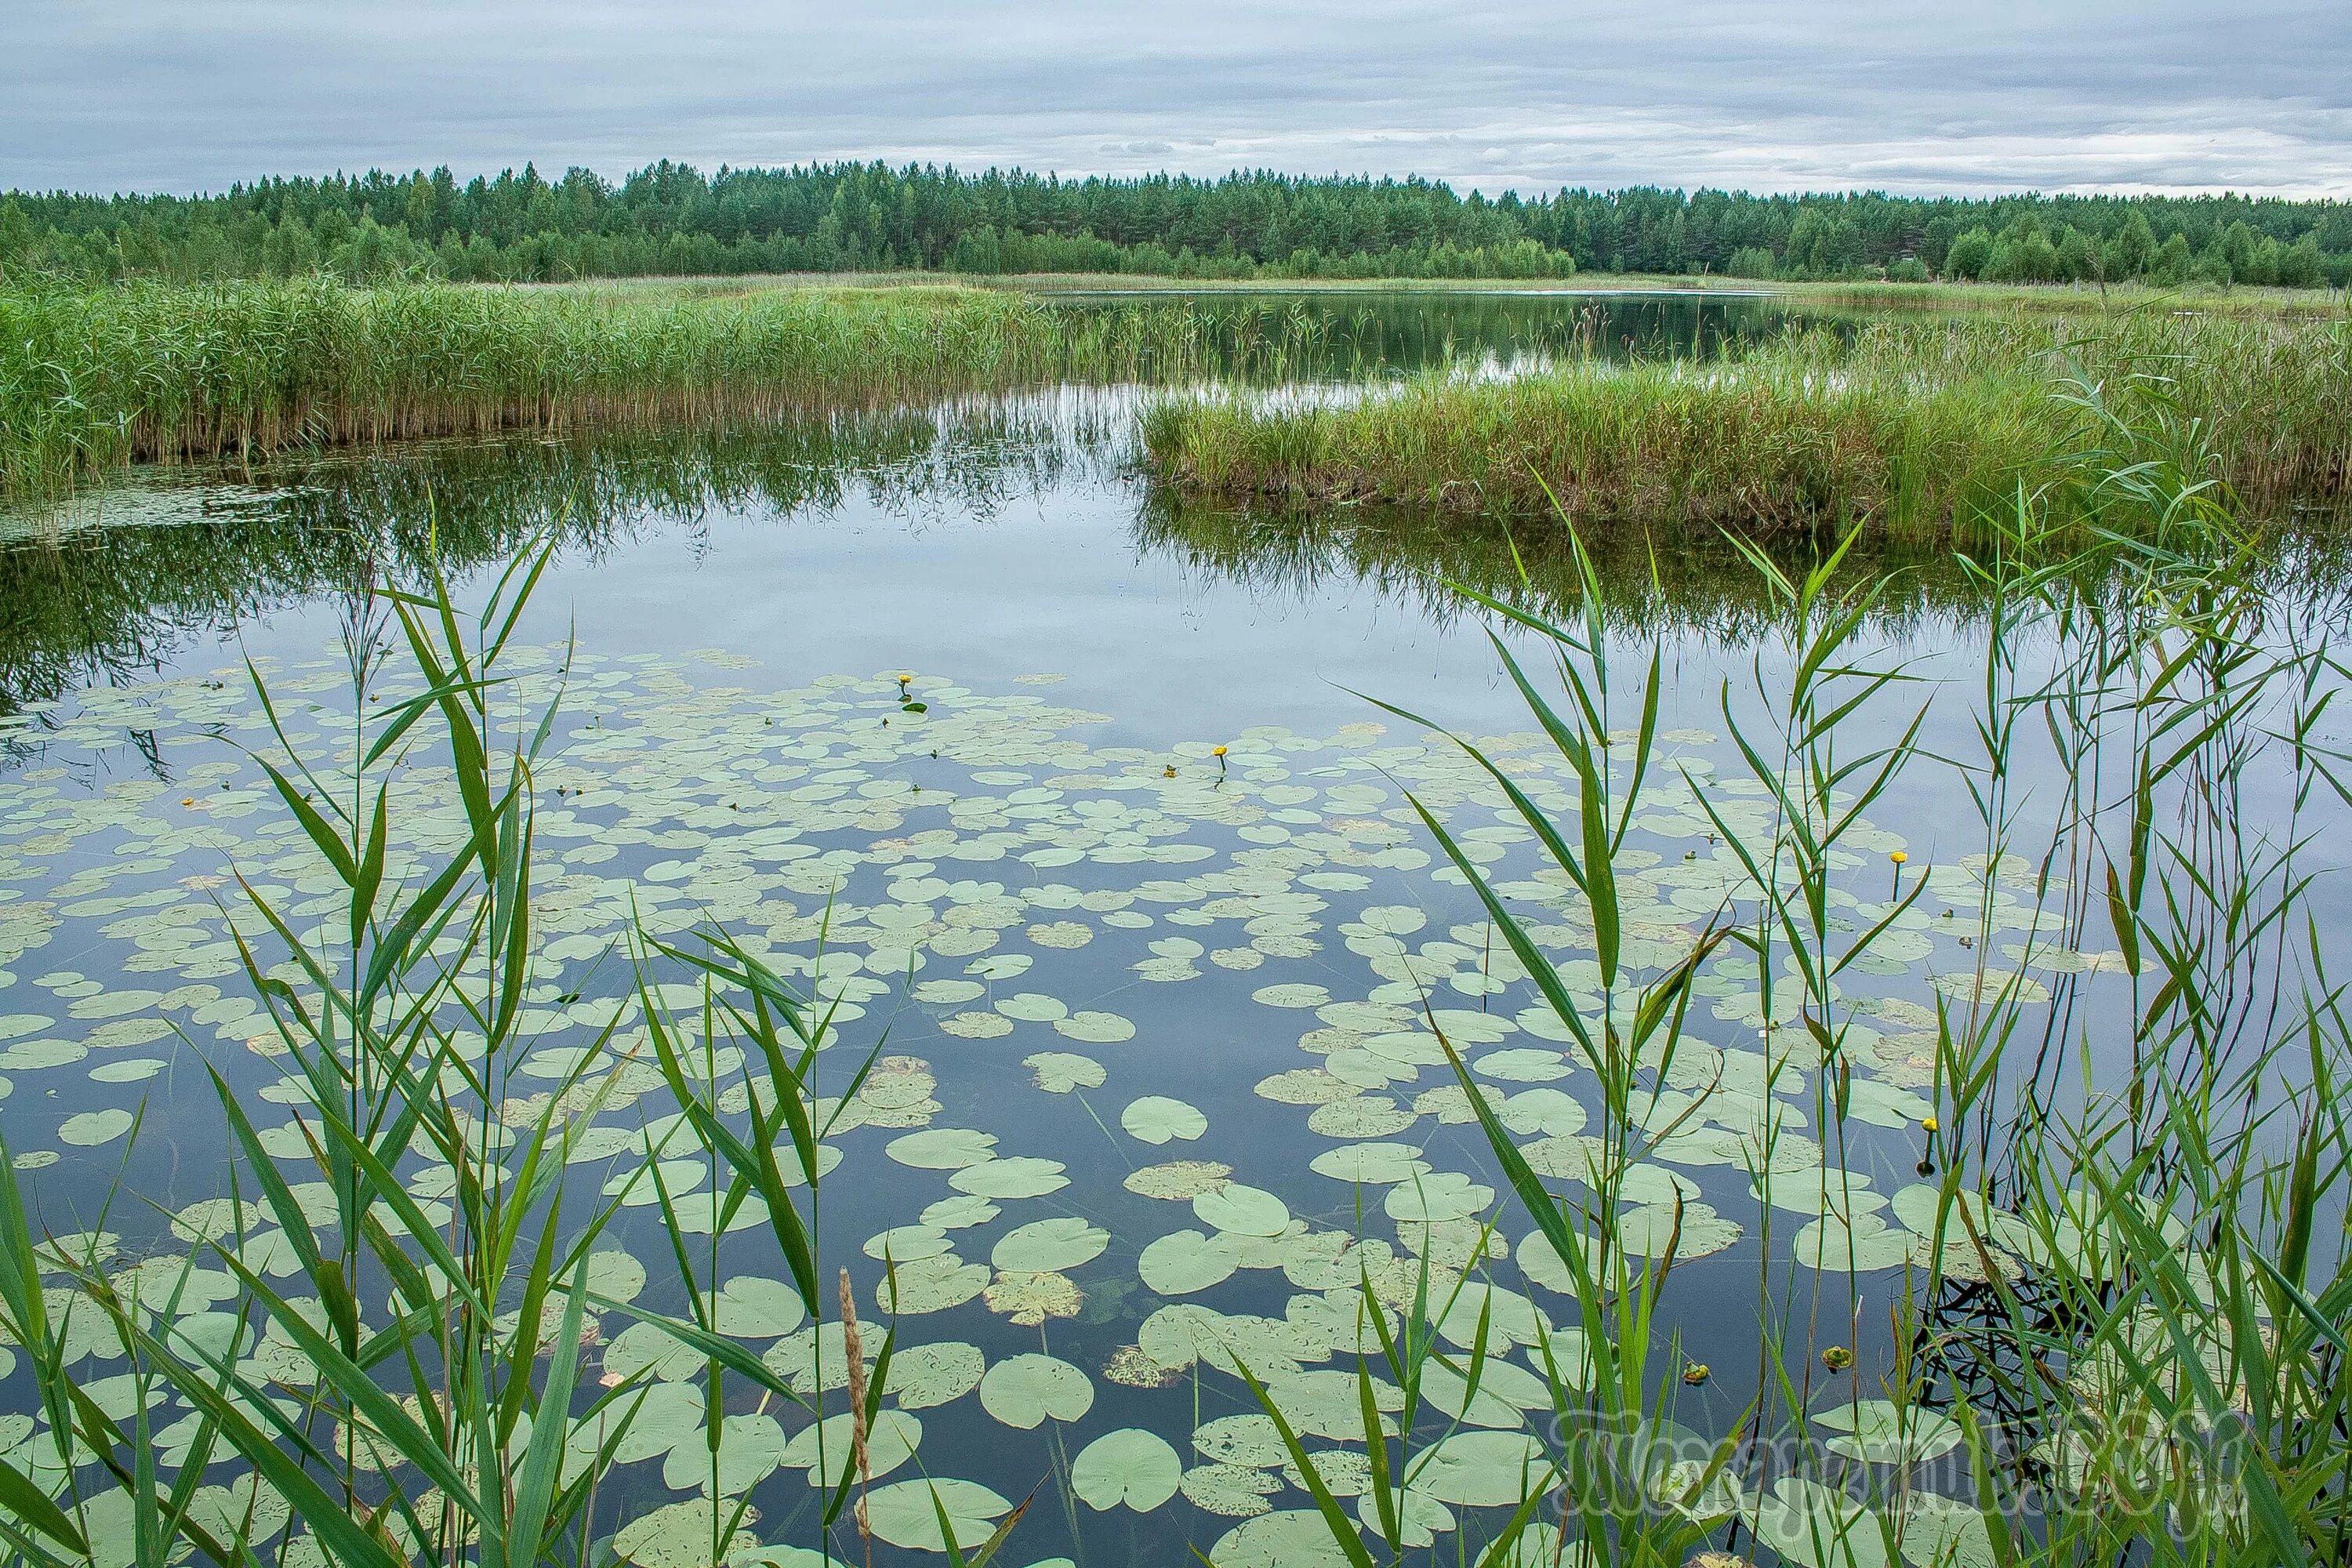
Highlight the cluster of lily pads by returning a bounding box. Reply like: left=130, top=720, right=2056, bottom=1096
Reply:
left=0, top=641, right=2105, bottom=1563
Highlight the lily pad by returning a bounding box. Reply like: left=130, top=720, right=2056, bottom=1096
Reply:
left=1384, top=1172, right=1494, bottom=1225
left=1195, top=1183, right=1290, bottom=1237
left=1211, top=1510, right=1362, bottom=1568
left=992, top=1216, right=1111, bottom=1272
left=1138, top=1229, right=1241, bottom=1295
left=1309, top=1143, right=1431, bottom=1185
left=949, top=1156, right=1069, bottom=1200
left=978, top=1352, right=1094, bottom=1428
left=890, top=1341, right=985, bottom=1409
left=779, top=1410, right=920, bottom=1482
left=1125, top=1160, right=1232, bottom=1200
left=1024, top=1051, right=1105, bottom=1093
left=982, top=1269, right=1085, bottom=1326
left=862, top=1478, right=1012, bottom=1552
left=1407, top=1430, right=1551, bottom=1508
left=886, top=1127, right=998, bottom=1171
left=1122, top=1095, right=1208, bottom=1145
left=659, top=1411, right=786, bottom=1495
left=1813, top=1399, right=1963, bottom=1465
left=1055, top=1010, right=1137, bottom=1044
left=1071, top=1428, right=1183, bottom=1512
left=60, top=1109, right=134, bottom=1148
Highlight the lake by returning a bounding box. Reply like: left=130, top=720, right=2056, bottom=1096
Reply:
left=1, top=290, right=2340, bottom=1567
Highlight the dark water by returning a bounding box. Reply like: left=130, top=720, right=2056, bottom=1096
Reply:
left=1048, top=286, right=1803, bottom=378
left=0, top=292, right=2342, bottom=1566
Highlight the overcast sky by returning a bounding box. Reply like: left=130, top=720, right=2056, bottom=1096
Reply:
left=6, top=2, right=2347, bottom=199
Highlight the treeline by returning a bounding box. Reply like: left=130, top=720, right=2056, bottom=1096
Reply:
left=5, top=162, right=2349, bottom=289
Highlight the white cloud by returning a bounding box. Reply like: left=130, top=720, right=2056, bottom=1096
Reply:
left=3, top=1, right=2344, bottom=196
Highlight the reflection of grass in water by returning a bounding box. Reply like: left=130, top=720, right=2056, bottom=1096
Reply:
left=0, top=398, right=1108, bottom=720
left=1142, top=307, right=2352, bottom=535
left=1135, top=483, right=2352, bottom=646
left=0, top=277, right=1396, bottom=504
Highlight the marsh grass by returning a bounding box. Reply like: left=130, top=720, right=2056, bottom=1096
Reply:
left=1142, top=307, right=2352, bottom=535
left=0, top=278, right=1350, bottom=504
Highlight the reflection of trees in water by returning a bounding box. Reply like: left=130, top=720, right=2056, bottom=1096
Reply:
left=0, top=400, right=1107, bottom=719
left=1060, top=290, right=1808, bottom=380
left=5, top=395, right=2348, bottom=728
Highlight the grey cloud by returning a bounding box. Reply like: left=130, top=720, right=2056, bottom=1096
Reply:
left=2, top=1, right=2344, bottom=195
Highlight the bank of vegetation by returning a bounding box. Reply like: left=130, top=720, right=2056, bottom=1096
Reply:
left=0, top=277, right=1344, bottom=503
left=5, top=161, right=2349, bottom=289
left=1141, top=309, right=2352, bottom=533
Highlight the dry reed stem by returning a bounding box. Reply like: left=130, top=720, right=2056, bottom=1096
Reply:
left=838, top=1267, right=873, bottom=1542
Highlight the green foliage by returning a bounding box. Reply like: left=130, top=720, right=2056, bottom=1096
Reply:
left=0, top=278, right=1362, bottom=503
left=0, top=546, right=896, bottom=1566
left=1251, top=361, right=2352, bottom=1566
left=1142, top=308, right=2352, bottom=533
left=4, top=161, right=2348, bottom=288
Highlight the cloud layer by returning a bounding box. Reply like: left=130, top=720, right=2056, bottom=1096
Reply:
left=7, top=2, right=2347, bottom=197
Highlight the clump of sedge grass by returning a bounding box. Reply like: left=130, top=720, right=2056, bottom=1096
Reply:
left=1142, top=307, right=2352, bottom=537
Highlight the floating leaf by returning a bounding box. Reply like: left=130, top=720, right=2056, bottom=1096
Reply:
left=1125, top=1160, right=1232, bottom=1200
left=949, top=1156, right=1069, bottom=1200
left=1181, top=1462, right=1282, bottom=1517
left=978, top=1352, right=1094, bottom=1428
left=983, top=1269, right=1085, bottom=1326
left=1194, top=1183, right=1290, bottom=1236
left=885, top=1127, right=998, bottom=1170
left=1024, top=1051, right=1105, bottom=1092
left=1309, top=1142, right=1430, bottom=1185
left=659, top=1411, right=786, bottom=1496
left=1211, top=1509, right=1362, bottom=1567
left=1749, top=1475, right=1889, bottom=1568
left=1071, top=1428, right=1183, bottom=1512
left=1192, top=1412, right=1287, bottom=1467
left=701, top=1276, right=804, bottom=1339
left=891, top=1341, right=985, bottom=1409
left=779, top=1409, right=920, bottom=1481
left=1138, top=1229, right=1241, bottom=1295
left=1056, top=1010, right=1137, bottom=1044
left=875, top=1254, right=990, bottom=1314
left=862, top=1477, right=1012, bottom=1552
left=1122, top=1095, right=1207, bottom=1145
left=612, top=1497, right=758, bottom=1568
left=1407, top=1430, right=1550, bottom=1508
left=1474, top=1048, right=1570, bottom=1083
left=60, top=1108, right=134, bottom=1147
left=1384, top=1171, right=1493, bottom=1225
left=864, top=1225, right=954, bottom=1263
left=1305, top=1096, right=1417, bottom=1138
left=1813, top=1399, right=1963, bottom=1465
left=992, top=1216, right=1111, bottom=1272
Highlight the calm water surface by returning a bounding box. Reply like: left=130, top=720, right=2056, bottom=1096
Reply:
left=1, top=292, right=2342, bottom=1566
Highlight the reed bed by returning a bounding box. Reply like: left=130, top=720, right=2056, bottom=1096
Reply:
left=1142, top=307, right=2352, bottom=534
left=0, top=278, right=1338, bottom=503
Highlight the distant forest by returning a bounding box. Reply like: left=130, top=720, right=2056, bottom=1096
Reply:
left=5, top=162, right=2348, bottom=289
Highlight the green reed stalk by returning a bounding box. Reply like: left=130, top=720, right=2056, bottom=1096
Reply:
left=0, top=535, right=904, bottom=1566
left=1262, top=353, right=2352, bottom=1565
